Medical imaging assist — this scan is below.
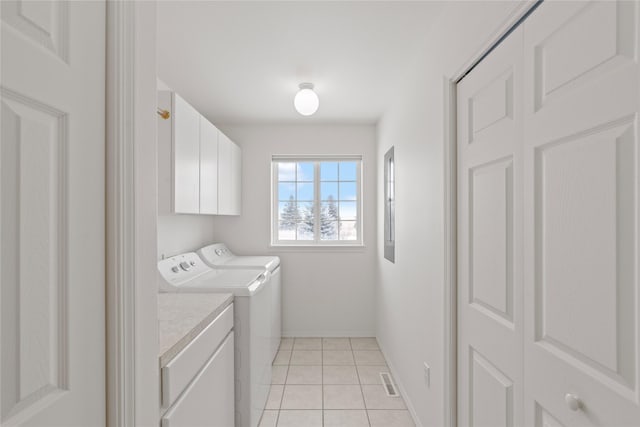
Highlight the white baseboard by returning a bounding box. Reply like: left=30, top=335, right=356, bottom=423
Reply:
left=282, top=330, right=375, bottom=338
left=378, top=339, right=424, bottom=427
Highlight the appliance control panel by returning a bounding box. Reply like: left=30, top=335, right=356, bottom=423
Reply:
left=198, top=243, right=235, bottom=265
left=158, top=252, right=211, bottom=287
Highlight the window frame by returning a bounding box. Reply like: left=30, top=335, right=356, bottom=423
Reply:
left=271, top=155, right=364, bottom=247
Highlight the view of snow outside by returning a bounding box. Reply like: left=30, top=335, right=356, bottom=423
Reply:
left=277, top=161, right=358, bottom=241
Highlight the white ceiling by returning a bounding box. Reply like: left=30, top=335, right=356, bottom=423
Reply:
left=157, top=1, right=444, bottom=125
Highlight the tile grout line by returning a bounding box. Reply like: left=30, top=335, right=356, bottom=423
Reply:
left=278, top=356, right=289, bottom=426
left=279, top=340, right=291, bottom=424
left=321, top=337, right=324, bottom=427
left=353, top=338, right=373, bottom=427
left=277, top=351, right=285, bottom=416
left=280, top=347, right=291, bottom=411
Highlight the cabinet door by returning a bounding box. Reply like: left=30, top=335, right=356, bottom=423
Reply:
left=230, top=142, right=242, bottom=215
left=172, top=94, right=200, bottom=214
left=161, top=333, right=235, bottom=427
left=199, top=117, right=218, bottom=214
left=217, top=131, right=232, bottom=215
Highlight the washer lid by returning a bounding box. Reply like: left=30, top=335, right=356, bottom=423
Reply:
left=162, top=268, right=270, bottom=297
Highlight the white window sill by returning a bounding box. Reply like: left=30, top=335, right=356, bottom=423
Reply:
left=268, top=244, right=366, bottom=253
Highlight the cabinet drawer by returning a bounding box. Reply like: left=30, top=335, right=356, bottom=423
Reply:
left=162, top=303, right=233, bottom=407
left=162, top=333, right=234, bottom=427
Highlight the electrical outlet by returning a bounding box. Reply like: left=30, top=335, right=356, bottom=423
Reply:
left=423, top=362, right=430, bottom=387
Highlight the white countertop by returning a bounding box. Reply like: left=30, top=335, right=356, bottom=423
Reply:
left=158, top=293, right=234, bottom=366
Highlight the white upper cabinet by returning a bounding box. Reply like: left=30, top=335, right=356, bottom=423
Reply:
left=158, top=90, right=241, bottom=215
left=230, top=142, right=242, bottom=215
left=199, top=117, right=218, bottom=214
left=172, top=93, right=200, bottom=214
left=217, top=131, right=242, bottom=215
left=217, top=131, right=231, bottom=214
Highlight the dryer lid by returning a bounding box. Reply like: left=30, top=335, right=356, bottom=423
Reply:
left=198, top=243, right=280, bottom=271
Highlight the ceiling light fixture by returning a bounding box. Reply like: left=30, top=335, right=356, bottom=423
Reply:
left=294, top=82, right=319, bottom=116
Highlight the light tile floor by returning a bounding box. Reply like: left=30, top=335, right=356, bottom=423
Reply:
left=259, top=337, right=415, bottom=427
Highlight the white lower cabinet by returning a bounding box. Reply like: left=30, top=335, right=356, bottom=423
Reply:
left=162, top=334, right=234, bottom=427
left=161, top=304, right=235, bottom=427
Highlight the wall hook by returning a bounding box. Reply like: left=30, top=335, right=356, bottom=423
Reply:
left=157, top=108, right=170, bottom=120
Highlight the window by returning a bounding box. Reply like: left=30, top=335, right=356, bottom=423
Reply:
left=384, top=147, right=395, bottom=262
left=272, top=156, right=362, bottom=245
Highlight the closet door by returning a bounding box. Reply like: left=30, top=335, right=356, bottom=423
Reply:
left=523, top=1, right=640, bottom=425
left=457, top=27, right=524, bottom=427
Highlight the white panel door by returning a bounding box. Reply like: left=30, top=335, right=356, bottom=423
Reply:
left=217, top=131, right=232, bottom=215
left=199, top=117, right=218, bottom=215
left=1, top=1, right=105, bottom=426
left=172, top=93, right=200, bottom=214
left=457, top=26, right=524, bottom=427
left=523, top=1, right=640, bottom=425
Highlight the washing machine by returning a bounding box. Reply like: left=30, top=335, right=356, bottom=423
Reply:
left=158, top=252, right=271, bottom=427
left=197, top=243, right=281, bottom=361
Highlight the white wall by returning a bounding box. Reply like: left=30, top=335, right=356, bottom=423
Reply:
left=212, top=124, right=377, bottom=337
left=376, top=2, right=527, bottom=426
left=157, top=215, right=217, bottom=259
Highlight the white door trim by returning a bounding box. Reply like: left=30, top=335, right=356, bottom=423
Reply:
left=442, top=76, right=458, bottom=427
left=106, top=1, right=159, bottom=426
left=441, top=2, right=540, bottom=425
left=106, top=1, right=136, bottom=424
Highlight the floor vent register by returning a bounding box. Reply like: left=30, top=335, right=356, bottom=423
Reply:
left=379, top=372, right=399, bottom=397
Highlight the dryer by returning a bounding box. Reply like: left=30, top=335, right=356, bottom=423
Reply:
left=197, top=243, right=281, bottom=361
left=158, top=252, right=271, bottom=427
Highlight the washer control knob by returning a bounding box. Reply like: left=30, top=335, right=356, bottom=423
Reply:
left=565, top=393, right=581, bottom=411
left=215, top=249, right=222, bottom=256
left=179, top=261, right=191, bottom=271
left=190, top=260, right=196, bottom=266
left=171, top=266, right=180, bottom=273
